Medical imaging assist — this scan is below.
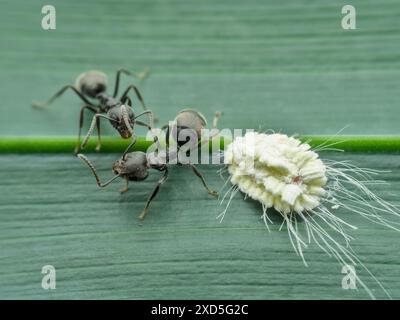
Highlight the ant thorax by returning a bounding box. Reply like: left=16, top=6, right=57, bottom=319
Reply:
left=96, top=92, right=120, bottom=111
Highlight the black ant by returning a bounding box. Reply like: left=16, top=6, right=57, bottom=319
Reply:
left=77, top=108, right=222, bottom=220
left=32, top=68, right=154, bottom=154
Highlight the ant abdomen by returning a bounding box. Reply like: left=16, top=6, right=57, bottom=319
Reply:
left=75, top=70, right=108, bottom=98
left=171, top=109, right=208, bottom=148
left=175, top=109, right=207, bottom=138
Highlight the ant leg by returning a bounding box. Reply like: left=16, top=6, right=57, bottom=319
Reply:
left=195, top=111, right=223, bottom=152
left=164, top=124, right=178, bottom=164
left=77, top=154, right=121, bottom=188
left=134, top=110, right=155, bottom=127
left=212, top=111, right=222, bottom=129
left=81, top=114, right=116, bottom=150
left=138, top=168, right=169, bottom=220
left=74, top=105, right=99, bottom=154
left=188, top=164, right=218, bottom=197
left=113, top=68, right=149, bottom=98
left=120, top=179, right=129, bottom=194
left=122, top=106, right=154, bottom=129
left=95, top=115, right=102, bottom=152
left=32, top=85, right=93, bottom=108
left=134, top=118, right=152, bottom=130
left=120, top=85, right=147, bottom=111
left=159, top=123, right=181, bottom=164
left=123, top=95, right=133, bottom=107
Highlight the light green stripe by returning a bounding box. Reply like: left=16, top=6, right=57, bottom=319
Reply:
left=0, top=136, right=400, bottom=153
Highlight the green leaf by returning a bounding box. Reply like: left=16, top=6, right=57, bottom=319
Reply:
left=1, top=0, right=400, bottom=300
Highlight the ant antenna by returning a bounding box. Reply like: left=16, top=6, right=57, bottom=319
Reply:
left=77, top=154, right=121, bottom=187
left=134, top=109, right=155, bottom=128
left=120, top=105, right=133, bottom=135
left=112, top=68, right=150, bottom=98
left=81, top=115, right=99, bottom=149
left=81, top=114, right=116, bottom=149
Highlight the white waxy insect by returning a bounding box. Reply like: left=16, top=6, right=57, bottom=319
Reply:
left=224, top=132, right=327, bottom=214
left=221, top=131, right=400, bottom=299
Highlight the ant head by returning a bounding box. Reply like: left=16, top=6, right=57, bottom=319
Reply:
left=75, top=70, right=107, bottom=98
left=112, top=158, right=125, bottom=176
left=107, top=105, right=135, bottom=139
left=113, top=152, right=149, bottom=181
